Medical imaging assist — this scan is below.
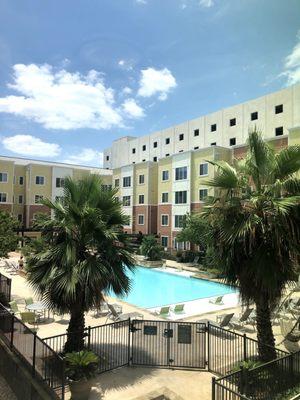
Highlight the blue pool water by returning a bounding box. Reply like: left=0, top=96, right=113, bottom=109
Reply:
left=113, top=266, right=235, bottom=308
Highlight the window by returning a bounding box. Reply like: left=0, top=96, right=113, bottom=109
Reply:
left=230, top=118, right=236, bottom=127
left=199, top=189, right=208, bottom=201
left=19, top=176, right=24, bottom=185
left=138, top=215, right=144, bottom=225
left=251, top=111, right=258, bottom=121
left=17, top=214, right=23, bottom=223
left=162, top=170, right=169, bottom=181
left=18, top=195, right=23, bottom=204
left=35, top=176, right=45, bottom=185
left=56, top=177, right=65, bottom=188
left=179, top=150, right=183, bottom=153
left=165, top=138, right=170, bottom=145
left=142, top=159, right=146, bottom=162
left=229, top=137, right=236, bottom=146
left=114, top=178, right=119, bottom=187
left=275, top=104, right=283, bottom=114
left=0, top=193, right=7, bottom=203
left=142, top=145, right=146, bottom=151
left=35, top=195, right=43, bottom=204
left=55, top=196, right=64, bottom=203
left=161, top=214, right=169, bottom=226
left=161, top=236, right=168, bottom=248
left=194, top=146, right=199, bottom=150
left=211, top=142, right=216, bottom=146
left=153, top=156, right=157, bottom=162
left=153, top=141, right=158, bottom=148
left=200, top=163, right=208, bottom=176
left=123, top=176, right=131, bottom=187
left=165, top=153, right=170, bottom=157
left=138, top=194, right=144, bottom=204
left=175, top=191, right=187, bottom=204
left=275, top=126, right=284, bottom=136
left=211, top=124, right=217, bottom=132
left=179, top=133, right=184, bottom=141
left=132, top=148, right=136, bottom=154
left=194, top=129, right=199, bottom=137
left=122, top=196, right=131, bottom=206
left=101, top=184, right=112, bottom=191
left=106, top=155, right=109, bottom=161
left=161, top=192, right=169, bottom=203
left=175, top=166, right=187, bottom=180
left=174, top=215, right=185, bottom=228
left=139, top=174, right=145, bottom=184
left=0, top=173, right=8, bottom=183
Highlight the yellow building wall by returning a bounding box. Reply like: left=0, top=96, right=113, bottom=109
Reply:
left=0, top=160, right=14, bottom=204
left=190, top=148, right=215, bottom=202
left=27, top=164, right=52, bottom=205
left=289, top=128, right=300, bottom=146
left=133, top=163, right=149, bottom=205
left=157, top=157, right=172, bottom=204
left=148, top=163, right=158, bottom=204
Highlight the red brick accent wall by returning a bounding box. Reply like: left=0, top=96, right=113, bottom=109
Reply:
left=0, top=204, right=13, bottom=213
left=191, top=203, right=203, bottom=213
left=27, top=205, right=51, bottom=227
left=149, top=205, right=158, bottom=234
left=157, top=204, right=172, bottom=248
left=234, top=137, right=288, bottom=159
left=133, top=205, right=148, bottom=234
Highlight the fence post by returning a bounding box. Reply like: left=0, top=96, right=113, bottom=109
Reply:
left=128, top=318, right=131, bottom=366
left=211, top=377, right=216, bottom=400
left=61, top=357, right=66, bottom=400
left=10, top=313, right=15, bottom=349
left=243, top=334, right=247, bottom=361
left=87, top=326, right=91, bottom=350
left=207, top=322, right=210, bottom=371
left=32, top=332, right=37, bottom=376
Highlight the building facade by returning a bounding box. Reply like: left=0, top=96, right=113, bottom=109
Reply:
left=1, top=84, right=300, bottom=249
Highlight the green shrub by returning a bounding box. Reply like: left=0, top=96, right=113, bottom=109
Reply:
left=140, top=235, right=163, bottom=261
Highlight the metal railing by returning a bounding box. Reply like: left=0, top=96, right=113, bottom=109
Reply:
left=0, top=303, right=65, bottom=399
left=0, top=272, right=11, bottom=303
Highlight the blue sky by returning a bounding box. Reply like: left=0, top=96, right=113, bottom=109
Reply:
left=0, top=0, right=299, bottom=166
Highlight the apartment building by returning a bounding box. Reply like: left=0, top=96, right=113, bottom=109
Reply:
left=0, top=156, right=112, bottom=227
left=103, top=84, right=300, bottom=169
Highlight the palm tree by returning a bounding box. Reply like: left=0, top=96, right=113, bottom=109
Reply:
left=202, top=130, right=300, bottom=361
left=26, top=175, right=134, bottom=353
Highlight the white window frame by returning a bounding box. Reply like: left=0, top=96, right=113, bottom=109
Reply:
left=17, top=214, right=23, bottom=223
left=0, top=192, right=7, bottom=203
left=174, top=215, right=185, bottom=228
left=175, top=191, right=187, bottom=204
left=161, top=214, right=169, bottom=226
left=175, top=166, right=187, bottom=181
left=161, top=192, right=169, bottom=203
left=138, top=174, right=145, bottom=185
left=35, top=176, right=45, bottom=185
left=199, top=188, right=208, bottom=202
left=19, top=176, right=24, bottom=185
left=56, top=177, right=65, bottom=188
left=18, top=195, right=23, bottom=204
left=123, top=176, right=131, bottom=188
left=138, top=214, right=145, bottom=225
left=199, top=163, right=208, bottom=177
left=161, top=236, right=169, bottom=248
left=162, top=170, right=169, bottom=181
left=122, top=195, right=131, bottom=207
left=34, top=194, right=44, bottom=204
left=0, top=172, right=8, bottom=183
left=138, top=194, right=145, bottom=204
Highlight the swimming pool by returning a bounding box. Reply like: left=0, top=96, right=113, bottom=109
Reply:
left=113, top=266, right=235, bottom=308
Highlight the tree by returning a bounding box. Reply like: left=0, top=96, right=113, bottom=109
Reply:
left=0, top=211, right=18, bottom=258
left=140, top=235, right=163, bottom=261
left=202, top=130, right=300, bottom=361
left=26, top=175, right=134, bottom=352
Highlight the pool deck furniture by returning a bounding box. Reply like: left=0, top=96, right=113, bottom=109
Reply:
left=209, top=296, right=224, bottom=306
left=155, top=306, right=170, bottom=318
left=172, top=304, right=185, bottom=314
left=25, top=297, right=34, bottom=307
left=8, top=300, right=20, bottom=315
left=26, top=301, right=50, bottom=322
left=20, top=311, right=37, bottom=331
left=106, top=303, right=142, bottom=322
left=229, top=307, right=254, bottom=330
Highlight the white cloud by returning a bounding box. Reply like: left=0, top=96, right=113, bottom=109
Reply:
left=0, top=64, right=123, bottom=130
left=63, top=148, right=103, bottom=166
left=2, top=134, right=61, bottom=157
left=199, top=0, right=214, bottom=7
left=118, top=59, right=134, bottom=71
left=122, top=98, right=145, bottom=118
left=136, top=0, right=147, bottom=4
left=122, top=86, right=133, bottom=95
left=281, top=31, right=300, bottom=86
left=138, top=67, right=177, bottom=101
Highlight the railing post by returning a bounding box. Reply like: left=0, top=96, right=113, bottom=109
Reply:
left=243, top=334, right=247, bottom=361
left=61, top=357, right=66, bottom=400
left=211, top=377, right=216, bottom=400
left=128, top=318, right=131, bottom=366
left=87, top=326, right=91, bottom=350
left=10, top=312, right=15, bottom=349
left=207, top=322, right=210, bottom=371
left=32, top=332, right=37, bottom=376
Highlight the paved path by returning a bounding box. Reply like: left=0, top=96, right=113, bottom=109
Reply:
left=0, top=374, right=16, bottom=400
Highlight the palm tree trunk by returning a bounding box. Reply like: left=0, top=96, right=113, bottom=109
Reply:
left=64, top=304, right=85, bottom=353
left=255, top=293, right=277, bottom=362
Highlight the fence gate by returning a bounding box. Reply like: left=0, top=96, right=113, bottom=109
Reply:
left=130, top=320, right=206, bottom=369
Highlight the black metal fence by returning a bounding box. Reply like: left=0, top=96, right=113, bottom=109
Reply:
left=213, top=349, right=300, bottom=400
left=0, top=272, right=11, bottom=303
left=0, top=303, right=65, bottom=399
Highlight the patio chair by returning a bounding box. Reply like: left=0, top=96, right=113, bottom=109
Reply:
left=9, top=300, right=20, bottom=315
left=215, top=313, right=235, bottom=328
left=155, top=306, right=170, bottom=318
left=209, top=296, right=224, bottom=306
left=229, top=308, right=254, bottom=330
left=106, top=304, right=143, bottom=323
left=20, top=312, right=37, bottom=331
left=280, top=319, right=300, bottom=353
left=172, top=304, right=185, bottom=314
left=25, top=297, right=34, bottom=307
